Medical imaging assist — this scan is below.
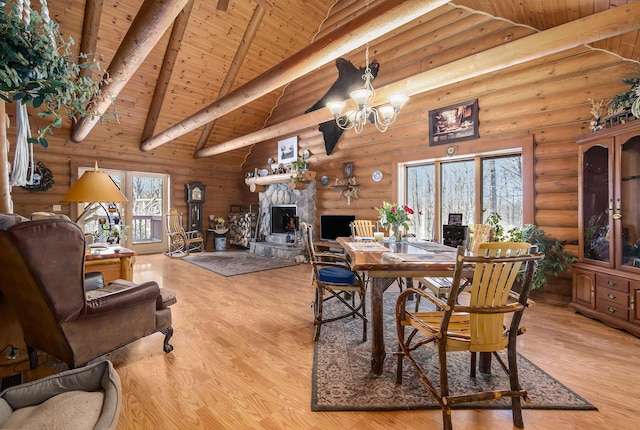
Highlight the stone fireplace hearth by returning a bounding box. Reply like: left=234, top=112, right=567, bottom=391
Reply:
left=249, top=181, right=316, bottom=261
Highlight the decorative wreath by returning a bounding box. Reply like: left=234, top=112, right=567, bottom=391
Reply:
left=21, top=161, right=55, bottom=192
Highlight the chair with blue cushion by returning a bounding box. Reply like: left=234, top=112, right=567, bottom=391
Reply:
left=302, top=223, right=367, bottom=342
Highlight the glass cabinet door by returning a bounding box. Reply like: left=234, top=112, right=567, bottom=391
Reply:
left=582, top=145, right=611, bottom=263
left=619, top=136, right=640, bottom=269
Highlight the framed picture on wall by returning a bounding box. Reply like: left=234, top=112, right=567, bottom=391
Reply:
left=277, top=136, right=298, bottom=164
left=448, top=213, right=463, bottom=225
left=343, top=162, right=354, bottom=178
left=429, top=99, right=479, bottom=146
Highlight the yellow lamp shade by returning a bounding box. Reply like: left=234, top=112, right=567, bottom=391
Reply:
left=62, top=163, right=127, bottom=203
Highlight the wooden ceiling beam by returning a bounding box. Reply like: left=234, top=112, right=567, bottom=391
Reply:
left=194, top=2, right=640, bottom=158
left=253, top=0, right=273, bottom=11
left=71, top=0, right=192, bottom=143
left=141, top=0, right=195, bottom=142
left=79, top=0, right=103, bottom=71
left=194, top=4, right=267, bottom=153
left=140, top=0, right=451, bottom=152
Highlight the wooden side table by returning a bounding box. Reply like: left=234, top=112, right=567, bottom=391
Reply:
left=85, top=246, right=136, bottom=283
left=206, top=229, right=216, bottom=251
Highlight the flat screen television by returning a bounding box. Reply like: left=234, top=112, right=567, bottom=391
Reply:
left=320, top=215, right=355, bottom=241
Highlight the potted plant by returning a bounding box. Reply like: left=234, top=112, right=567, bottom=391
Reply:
left=610, top=76, right=640, bottom=118
left=289, top=156, right=309, bottom=186
left=0, top=0, right=115, bottom=147
left=484, top=211, right=577, bottom=290
left=290, top=156, right=308, bottom=172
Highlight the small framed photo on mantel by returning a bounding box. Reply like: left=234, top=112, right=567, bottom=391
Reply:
left=429, top=99, right=479, bottom=146
left=277, top=136, right=298, bottom=164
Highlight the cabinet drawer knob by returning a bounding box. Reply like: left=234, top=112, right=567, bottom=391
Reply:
left=607, top=280, right=617, bottom=287
left=607, top=293, right=616, bottom=300
left=607, top=306, right=617, bottom=314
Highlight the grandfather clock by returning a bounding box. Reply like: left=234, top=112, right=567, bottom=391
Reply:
left=185, top=182, right=206, bottom=232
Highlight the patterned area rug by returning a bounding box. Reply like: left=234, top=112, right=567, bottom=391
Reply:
left=312, top=292, right=596, bottom=411
left=183, top=251, right=297, bottom=276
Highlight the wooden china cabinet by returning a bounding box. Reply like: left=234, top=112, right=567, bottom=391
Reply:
left=570, top=120, right=640, bottom=337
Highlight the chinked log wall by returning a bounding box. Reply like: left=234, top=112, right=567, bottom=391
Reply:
left=243, top=1, right=639, bottom=301
left=7, top=138, right=244, bottom=230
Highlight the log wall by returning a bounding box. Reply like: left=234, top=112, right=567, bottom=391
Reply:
left=5, top=113, right=247, bottom=235
left=241, top=2, right=639, bottom=301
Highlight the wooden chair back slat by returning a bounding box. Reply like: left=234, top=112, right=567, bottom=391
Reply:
left=469, top=224, right=492, bottom=254
left=352, top=220, right=376, bottom=237
left=467, top=242, right=531, bottom=350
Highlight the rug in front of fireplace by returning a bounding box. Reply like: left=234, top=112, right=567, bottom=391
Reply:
left=183, top=251, right=297, bottom=277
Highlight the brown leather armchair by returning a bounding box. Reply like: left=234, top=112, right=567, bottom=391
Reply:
left=0, top=214, right=176, bottom=369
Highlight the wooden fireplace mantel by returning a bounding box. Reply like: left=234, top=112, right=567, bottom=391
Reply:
left=245, top=170, right=316, bottom=192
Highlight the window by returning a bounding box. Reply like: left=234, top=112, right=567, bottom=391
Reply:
left=482, top=156, right=523, bottom=230
left=404, top=153, right=522, bottom=241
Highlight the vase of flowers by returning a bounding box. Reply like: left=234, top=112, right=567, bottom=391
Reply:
left=375, top=201, right=414, bottom=242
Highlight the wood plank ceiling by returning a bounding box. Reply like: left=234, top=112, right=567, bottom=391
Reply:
left=46, top=0, right=640, bottom=166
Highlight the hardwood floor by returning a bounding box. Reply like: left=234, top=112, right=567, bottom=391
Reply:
left=3, top=251, right=640, bottom=429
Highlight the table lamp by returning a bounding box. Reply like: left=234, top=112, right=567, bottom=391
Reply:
left=61, top=162, right=128, bottom=223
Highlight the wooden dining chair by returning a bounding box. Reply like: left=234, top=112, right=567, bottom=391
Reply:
left=395, top=242, right=543, bottom=430
left=165, top=208, right=204, bottom=258
left=417, top=223, right=492, bottom=303
left=302, top=223, right=368, bottom=342
left=351, top=219, right=377, bottom=237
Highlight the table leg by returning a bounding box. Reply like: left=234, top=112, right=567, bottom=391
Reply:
left=370, top=276, right=396, bottom=375
left=478, top=352, right=492, bottom=374
left=120, top=255, right=134, bottom=281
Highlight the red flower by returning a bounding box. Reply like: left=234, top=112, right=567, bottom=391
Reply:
left=404, top=205, right=414, bottom=215
left=391, top=207, right=396, bottom=213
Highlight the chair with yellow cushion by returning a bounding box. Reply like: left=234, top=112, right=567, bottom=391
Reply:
left=395, top=242, right=543, bottom=430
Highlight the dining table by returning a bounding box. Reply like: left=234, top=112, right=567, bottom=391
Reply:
left=337, top=236, right=471, bottom=376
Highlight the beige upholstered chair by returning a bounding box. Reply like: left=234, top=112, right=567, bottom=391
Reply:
left=302, top=223, right=367, bottom=342
left=396, top=243, right=543, bottom=430
left=166, top=208, right=204, bottom=257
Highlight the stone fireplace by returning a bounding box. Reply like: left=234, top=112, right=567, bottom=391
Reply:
left=249, top=181, right=316, bottom=260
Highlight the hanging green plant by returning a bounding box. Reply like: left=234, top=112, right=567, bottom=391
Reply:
left=610, top=76, right=640, bottom=117
left=0, top=0, right=116, bottom=147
